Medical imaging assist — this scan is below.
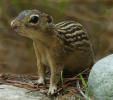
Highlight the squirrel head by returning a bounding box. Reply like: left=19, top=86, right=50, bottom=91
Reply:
left=11, top=9, right=55, bottom=40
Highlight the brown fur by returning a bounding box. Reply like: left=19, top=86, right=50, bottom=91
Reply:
left=11, top=9, right=94, bottom=94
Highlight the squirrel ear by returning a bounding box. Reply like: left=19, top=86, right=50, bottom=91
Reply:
left=46, top=15, right=53, bottom=24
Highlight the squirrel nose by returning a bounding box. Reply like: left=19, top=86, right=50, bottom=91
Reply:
left=11, top=20, right=18, bottom=29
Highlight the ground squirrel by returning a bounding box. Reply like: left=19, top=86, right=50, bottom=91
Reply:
left=11, top=9, right=94, bottom=94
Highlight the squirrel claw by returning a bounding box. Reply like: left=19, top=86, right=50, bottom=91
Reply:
left=37, top=81, right=46, bottom=88
left=47, top=86, right=57, bottom=95
left=34, top=80, right=46, bottom=88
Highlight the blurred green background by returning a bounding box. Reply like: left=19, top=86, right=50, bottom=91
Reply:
left=0, top=0, right=113, bottom=75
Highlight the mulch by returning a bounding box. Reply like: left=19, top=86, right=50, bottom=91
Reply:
left=0, top=68, right=90, bottom=100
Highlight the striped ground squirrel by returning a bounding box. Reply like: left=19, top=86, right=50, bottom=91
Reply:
left=11, top=9, right=94, bottom=94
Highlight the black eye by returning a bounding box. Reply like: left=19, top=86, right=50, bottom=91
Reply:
left=30, top=16, right=39, bottom=23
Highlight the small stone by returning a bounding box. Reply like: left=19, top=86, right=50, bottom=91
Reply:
left=78, top=36, right=80, bottom=39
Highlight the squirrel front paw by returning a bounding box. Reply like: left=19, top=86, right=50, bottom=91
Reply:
left=47, top=85, right=57, bottom=95
left=34, top=77, right=45, bottom=88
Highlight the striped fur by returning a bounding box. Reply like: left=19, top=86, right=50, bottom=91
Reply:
left=55, top=21, right=90, bottom=49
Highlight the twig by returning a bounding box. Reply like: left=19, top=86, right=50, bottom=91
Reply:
left=59, top=89, right=79, bottom=100
left=77, top=80, right=91, bottom=100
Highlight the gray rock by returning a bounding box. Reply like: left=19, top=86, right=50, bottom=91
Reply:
left=0, top=85, right=50, bottom=100
left=0, top=85, right=85, bottom=100
left=88, top=54, right=113, bottom=100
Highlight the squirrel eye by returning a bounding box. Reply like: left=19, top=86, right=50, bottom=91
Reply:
left=30, top=16, right=39, bottom=23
